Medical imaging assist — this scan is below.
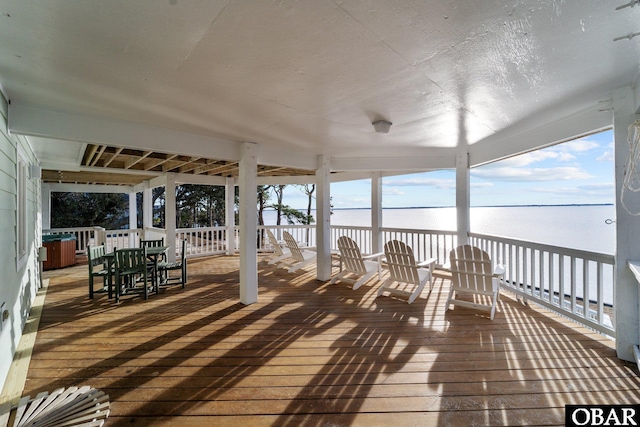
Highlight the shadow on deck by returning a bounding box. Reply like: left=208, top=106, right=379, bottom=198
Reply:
left=18, top=254, right=640, bottom=426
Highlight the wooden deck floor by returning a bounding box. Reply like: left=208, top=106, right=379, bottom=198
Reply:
left=18, top=254, right=640, bottom=426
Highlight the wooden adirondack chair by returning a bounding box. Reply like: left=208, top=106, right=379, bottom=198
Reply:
left=330, top=236, right=383, bottom=290
left=446, top=245, right=501, bottom=320
left=282, top=231, right=316, bottom=273
left=377, top=240, right=436, bottom=304
left=265, top=228, right=291, bottom=265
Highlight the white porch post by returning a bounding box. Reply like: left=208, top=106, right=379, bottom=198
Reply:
left=128, top=191, right=137, bottom=248
left=613, top=87, right=640, bottom=363
left=143, top=181, right=152, bottom=233
left=165, top=173, right=177, bottom=263
left=316, top=154, right=332, bottom=281
left=456, top=150, right=470, bottom=246
left=239, top=142, right=258, bottom=304
left=371, top=172, right=383, bottom=254
left=42, top=183, right=51, bottom=230
left=225, top=176, right=236, bottom=255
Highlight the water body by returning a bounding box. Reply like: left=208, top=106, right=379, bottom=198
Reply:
left=265, top=205, right=616, bottom=254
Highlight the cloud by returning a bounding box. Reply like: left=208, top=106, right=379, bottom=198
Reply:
left=488, top=150, right=574, bottom=168
left=557, top=139, right=599, bottom=153
left=484, top=137, right=602, bottom=169
left=331, top=195, right=369, bottom=208
left=472, top=166, right=593, bottom=182
left=533, top=182, right=614, bottom=198
left=597, top=150, right=613, bottom=162
left=383, top=188, right=405, bottom=196
left=472, top=182, right=494, bottom=188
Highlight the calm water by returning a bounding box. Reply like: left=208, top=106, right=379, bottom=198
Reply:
left=265, top=205, right=616, bottom=254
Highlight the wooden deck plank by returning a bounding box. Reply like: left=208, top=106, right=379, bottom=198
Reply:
left=11, top=254, right=640, bottom=426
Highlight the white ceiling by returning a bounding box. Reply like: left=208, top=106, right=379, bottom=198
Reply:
left=1, top=0, right=639, bottom=174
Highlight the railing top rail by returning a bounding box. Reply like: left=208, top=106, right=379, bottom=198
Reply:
left=470, top=232, right=615, bottom=263
left=44, top=227, right=99, bottom=233
left=331, top=225, right=372, bottom=231
left=381, top=227, right=457, bottom=236
left=177, top=226, right=227, bottom=232
left=257, top=224, right=314, bottom=229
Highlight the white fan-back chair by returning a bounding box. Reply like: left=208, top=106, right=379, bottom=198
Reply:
left=446, top=245, right=501, bottom=320
left=330, top=236, right=383, bottom=290
left=377, top=240, right=436, bottom=304
left=282, top=231, right=316, bottom=273
left=265, top=228, right=291, bottom=265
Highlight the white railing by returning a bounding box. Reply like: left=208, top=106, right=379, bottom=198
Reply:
left=143, top=227, right=167, bottom=242
left=331, top=226, right=373, bottom=254
left=43, top=226, right=105, bottom=254
left=470, top=232, right=615, bottom=335
left=257, top=225, right=316, bottom=251
left=102, top=228, right=142, bottom=252
left=381, top=227, right=458, bottom=266
left=42, top=224, right=616, bottom=335
left=178, top=226, right=229, bottom=257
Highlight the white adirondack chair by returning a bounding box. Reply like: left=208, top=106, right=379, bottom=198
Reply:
left=377, top=240, right=436, bottom=304
left=265, top=228, right=291, bottom=265
left=282, top=231, right=316, bottom=273
left=446, top=245, right=501, bottom=320
left=330, top=236, right=383, bottom=290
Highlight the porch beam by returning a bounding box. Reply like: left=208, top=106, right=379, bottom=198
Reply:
left=144, top=154, right=178, bottom=171
left=79, top=166, right=157, bottom=178
left=256, top=170, right=427, bottom=186
left=239, top=142, right=258, bottom=305
left=47, top=183, right=133, bottom=194
left=331, top=153, right=455, bottom=172
left=613, top=86, right=640, bottom=363
left=104, top=147, right=124, bottom=168
left=173, top=173, right=228, bottom=186
left=125, top=151, right=152, bottom=169
left=316, top=154, right=332, bottom=281
left=8, top=102, right=241, bottom=162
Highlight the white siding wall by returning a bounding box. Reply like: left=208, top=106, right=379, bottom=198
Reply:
left=0, top=92, right=41, bottom=392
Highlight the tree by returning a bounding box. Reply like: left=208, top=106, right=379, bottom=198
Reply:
left=257, top=185, right=271, bottom=226
left=51, top=192, right=129, bottom=229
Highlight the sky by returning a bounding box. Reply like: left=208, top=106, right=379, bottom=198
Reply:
left=282, top=129, right=615, bottom=209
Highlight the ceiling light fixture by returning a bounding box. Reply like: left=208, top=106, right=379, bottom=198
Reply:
left=372, top=120, right=392, bottom=134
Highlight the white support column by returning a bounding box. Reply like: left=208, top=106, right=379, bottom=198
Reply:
left=613, top=87, right=640, bottom=363
left=239, top=142, right=258, bottom=305
left=42, top=184, right=51, bottom=230
left=456, top=150, right=470, bottom=246
left=225, top=177, right=236, bottom=255
left=143, top=181, right=152, bottom=232
left=316, top=154, right=332, bottom=281
left=371, top=172, right=383, bottom=254
left=165, top=173, right=177, bottom=263
left=128, top=191, right=137, bottom=248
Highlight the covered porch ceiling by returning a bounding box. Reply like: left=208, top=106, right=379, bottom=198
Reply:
left=1, top=1, right=639, bottom=186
